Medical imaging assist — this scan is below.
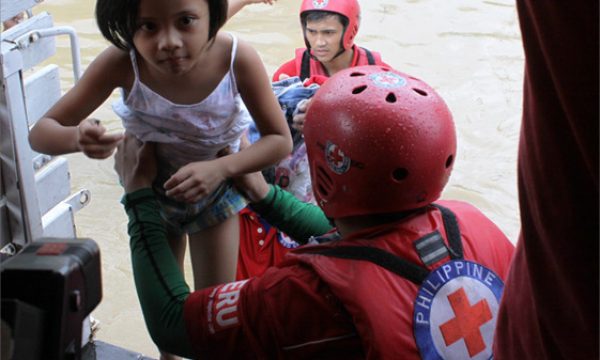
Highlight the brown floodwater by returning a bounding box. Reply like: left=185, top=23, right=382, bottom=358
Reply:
left=33, top=0, right=524, bottom=356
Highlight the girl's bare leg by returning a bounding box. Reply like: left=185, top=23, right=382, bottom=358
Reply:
left=188, top=215, right=240, bottom=289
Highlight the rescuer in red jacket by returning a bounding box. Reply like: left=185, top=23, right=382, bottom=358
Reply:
left=116, top=65, right=514, bottom=359
left=273, top=0, right=389, bottom=82
left=236, top=0, right=395, bottom=281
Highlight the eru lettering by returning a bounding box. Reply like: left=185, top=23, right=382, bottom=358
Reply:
left=214, top=280, right=249, bottom=329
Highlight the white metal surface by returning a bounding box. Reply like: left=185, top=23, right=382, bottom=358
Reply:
left=42, top=189, right=91, bottom=237
left=1, top=0, right=96, bottom=351
left=24, top=64, right=61, bottom=126
left=0, top=3, right=88, bottom=247
left=1, top=13, right=56, bottom=76
left=14, top=26, right=82, bottom=81
left=1, top=67, right=43, bottom=245
left=35, top=157, right=72, bottom=214
left=0, top=0, right=39, bottom=23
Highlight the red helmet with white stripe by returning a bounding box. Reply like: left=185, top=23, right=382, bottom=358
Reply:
left=300, top=0, right=360, bottom=51
left=304, top=65, right=457, bottom=218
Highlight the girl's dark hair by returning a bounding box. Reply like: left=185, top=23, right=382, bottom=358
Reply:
left=207, top=0, right=229, bottom=41
left=95, top=0, right=229, bottom=50
left=96, top=0, right=139, bottom=50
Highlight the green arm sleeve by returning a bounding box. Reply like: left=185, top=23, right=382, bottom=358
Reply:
left=121, top=189, right=195, bottom=358
left=251, top=185, right=334, bottom=243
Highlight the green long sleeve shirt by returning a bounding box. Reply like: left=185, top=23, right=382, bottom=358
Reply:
left=249, top=185, right=333, bottom=243
left=122, top=185, right=333, bottom=357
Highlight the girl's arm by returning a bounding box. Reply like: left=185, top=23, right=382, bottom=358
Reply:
left=227, top=0, right=275, bottom=19
left=28, top=46, right=128, bottom=157
left=229, top=38, right=293, bottom=173
left=164, top=39, right=292, bottom=203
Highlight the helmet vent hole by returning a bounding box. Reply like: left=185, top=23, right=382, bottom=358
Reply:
left=413, top=88, right=428, bottom=96
left=316, top=166, right=334, bottom=199
left=385, top=93, right=397, bottom=103
left=392, top=168, right=409, bottom=182
left=317, top=184, right=330, bottom=198
left=445, top=155, right=454, bottom=168
left=352, top=85, right=367, bottom=94
left=350, top=72, right=365, bottom=77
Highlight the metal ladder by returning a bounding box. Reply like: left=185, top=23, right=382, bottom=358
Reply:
left=0, top=0, right=90, bottom=253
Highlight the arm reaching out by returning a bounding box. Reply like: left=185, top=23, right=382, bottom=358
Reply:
left=231, top=159, right=333, bottom=242
left=114, top=135, right=195, bottom=357
left=227, top=0, right=276, bottom=19
left=215, top=136, right=332, bottom=242
left=28, top=46, right=127, bottom=157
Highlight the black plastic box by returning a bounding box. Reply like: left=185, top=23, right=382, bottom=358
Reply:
left=1, top=238, right=102, bottom=360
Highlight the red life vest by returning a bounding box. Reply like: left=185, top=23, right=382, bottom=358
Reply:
left=288, top=200, right=514, bottom=359
left=293, top=45, right=384, bottom=80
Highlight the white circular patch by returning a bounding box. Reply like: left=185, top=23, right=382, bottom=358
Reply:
left=312, top=0, right=329, bottom=9
left=414, top=260, right=503, bottom=360
left=278, top=233, right=300, bottom=249
left=325, top=141, right=351, bottom=174
left=368, top=72, right=407, bottom=89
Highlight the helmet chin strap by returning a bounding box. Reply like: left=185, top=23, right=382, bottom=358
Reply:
left=331, top=27, right=350, bottom=61
left=331, top=46, right=348, bottom=61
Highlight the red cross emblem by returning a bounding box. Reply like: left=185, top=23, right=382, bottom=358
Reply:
left=325, top=142, right=351, bottom=174
left=369, top=72, right=407, bottom=89
left=413, top=260, right=503, bottom=359
left=328, top=147, right=344, bottom=166
left=439, top=288, right=493, bottom=357
left=312, top=0, right=329, bottom=9
left=378, top=74, right=398, bottom=85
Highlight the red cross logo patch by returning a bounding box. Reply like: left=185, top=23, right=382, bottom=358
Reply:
left=312, top=0, right=329, bottom=9
left=368, top=71, right=407, bottom=89
left=325, top=141, right=351, bottom=174
left=413, top=260, right=504, bottom=359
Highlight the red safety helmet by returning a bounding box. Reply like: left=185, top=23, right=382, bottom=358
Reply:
left=300, top=0, right=360, bottom=51
left=304, top=65, right=457, bottom=218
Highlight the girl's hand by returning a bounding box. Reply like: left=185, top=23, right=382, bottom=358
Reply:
left=77, top=119, right=124, bottom=159
left=164, top=160, right=226, bottom=203
left=228, top=0, right=276, bottom=19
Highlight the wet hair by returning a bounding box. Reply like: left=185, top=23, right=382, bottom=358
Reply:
left=301, top=11, right=348, bottom=29
left=95, top=0, right=228, bottom=50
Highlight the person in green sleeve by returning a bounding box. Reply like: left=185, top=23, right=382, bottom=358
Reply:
left=115, top=66, right=514, bottom=359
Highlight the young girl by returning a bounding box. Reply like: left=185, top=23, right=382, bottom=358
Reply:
left=29, top=0, right=291, bottom=345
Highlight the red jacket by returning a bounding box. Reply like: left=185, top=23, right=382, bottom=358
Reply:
left=185, top=201, right=514, bottom=359
left=272, top=45, right=388, bottom=82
